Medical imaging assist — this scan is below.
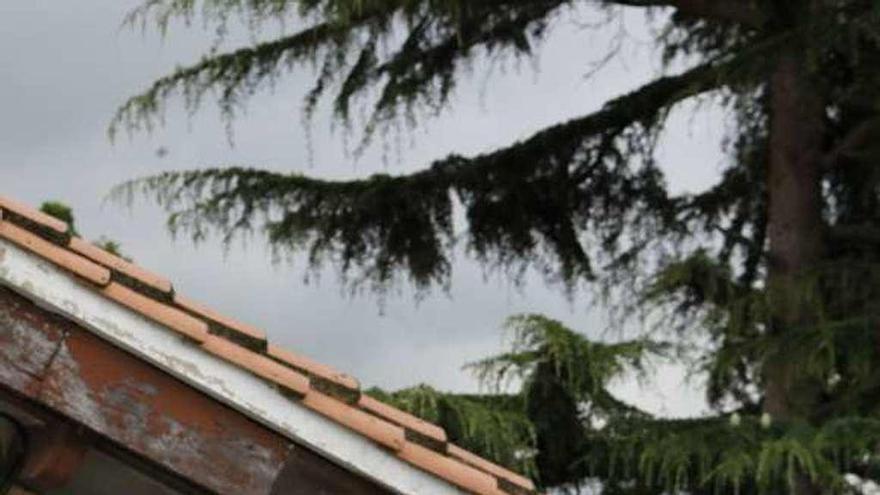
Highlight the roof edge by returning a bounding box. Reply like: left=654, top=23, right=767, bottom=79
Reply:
left=0, top=196, right=539, bottom=495
left=0, top=236, right=467, bottom=495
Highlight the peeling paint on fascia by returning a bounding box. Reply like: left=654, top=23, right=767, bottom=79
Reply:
left=92, top=315, right=141, bottom=346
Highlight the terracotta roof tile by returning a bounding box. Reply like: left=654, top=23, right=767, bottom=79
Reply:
left=202, top=335, right=309, bottom=396
left=0, top=195, right=69, bottom=235
left=0, top=195, right=539, bottom=495
left=359, top=394, right=448, bottom=444
left=102, top=283, right=208, bottom=343
left=176, top=294, right=267, bottom=350
left=448, top=444, right=535, bottom=492
left=399, top=443, right=507, bottom=495
left=302, top=391, right=407, bottom=451
left=267, top=344, right=359, bottom=392
left=0, top=219, right=110, bottom=286
left=70, top=237, right=173, bottom=295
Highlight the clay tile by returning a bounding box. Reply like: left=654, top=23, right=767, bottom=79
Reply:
left=398, top=442, right=507, bottom=495
left=102, top=282, right=208, bottom=343
left=0, top=196, right=69, bottom=235
left=447, top=444, right=535, bottom=491
left=359, top=394, right=447, bottom=444
left=268, top=344, right=359, bottom=392
left=69, top=237, right=173, bottom=295
left=175, top=294, right=267, bottom=344
left=302, top=391, right=406, bottom=452
left=201, top=335, right=309, bottom=396
left=0, top=220, right=110, bottom=286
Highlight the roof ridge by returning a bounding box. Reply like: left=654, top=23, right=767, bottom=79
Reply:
left=0, top=195, right=540, bottom=495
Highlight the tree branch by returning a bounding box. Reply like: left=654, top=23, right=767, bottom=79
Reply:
left=822, top=116, right=880, bottom=169
left=113, top=57, right=736, bottom=291
left=610, top=0, right=765, bottom=26
left=460, top=59, right=730, bottom=168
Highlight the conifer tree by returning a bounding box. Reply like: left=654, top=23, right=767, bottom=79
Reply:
left=113, top=1, right=880, bottom=493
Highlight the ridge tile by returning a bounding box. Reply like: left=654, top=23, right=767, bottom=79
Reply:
left=201, top=335, right=309, bottom=396
left=0, top=196, right=69, bottom=235
left=102, top=282, right=208, bottom=342
left=268, top=344, right=359, bottom=392
left=0, top=220, right=110, bottom=286
left=359, top=394, right=448, bottom=444
left=70, top=237, right=173, bottom=295
left=398, top=442, right=506, bottom=495
left=176, top=294, right=267, bottom=350
left=302, top=391, right=406, bottom=451
left=447, top=444, right=536, bottom=491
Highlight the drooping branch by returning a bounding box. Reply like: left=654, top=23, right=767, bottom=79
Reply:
left=459, top=58, right=734, bottom=168
left=110, top=20, right=358, bottom=136
left=821, top=116, right=880, bottom=169
left=127, top=0, right=766, bottom=32
left=113, top=58, right=735, bottom=292
left=334, top=1, right=562, bottom=126
left=112, top=0, right=570, bottom=137
left=116, top=0, right=764, bottom=142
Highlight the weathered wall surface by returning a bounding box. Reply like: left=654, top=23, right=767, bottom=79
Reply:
left=0, top=284, right=68, bottom=398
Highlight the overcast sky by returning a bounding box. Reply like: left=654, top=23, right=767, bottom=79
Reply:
left=0, top=1, right=726, bottom=416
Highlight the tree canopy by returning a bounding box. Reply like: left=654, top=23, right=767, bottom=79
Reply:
left=113, top=1, right=880, bottom=493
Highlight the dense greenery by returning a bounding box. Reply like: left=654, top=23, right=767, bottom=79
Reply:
left=371, top=314, right=667, bottom=485
left=39, top=202, right=131, bottom=259
left=112, top=1, right=880, bottom=493
left=375, top=315, right=880, bottom=493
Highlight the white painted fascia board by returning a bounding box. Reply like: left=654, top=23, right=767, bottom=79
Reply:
left=0, top=238, right=465, bottom=495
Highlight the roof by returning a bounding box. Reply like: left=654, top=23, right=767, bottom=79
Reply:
left=0, top=195, right=537, bottom=495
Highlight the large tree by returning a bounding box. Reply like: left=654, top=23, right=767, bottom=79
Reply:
left=113, top=1, right=880, bottom=493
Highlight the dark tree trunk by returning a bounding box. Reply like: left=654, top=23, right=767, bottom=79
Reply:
left=764, top=51, right=825, bottom=418
left=764, top=48, right=825, bottom=493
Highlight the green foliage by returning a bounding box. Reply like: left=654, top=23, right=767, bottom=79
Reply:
left=39, top=201, right=132, bottom=261
left=470, top=315, right=666, bottom=406
left=93, top=236, right=132, bottom=261
left=369, top=314, right=664, bottom=486
left=112, top=56, right=749, bottom=292
left=113, top=0, right=573, bottom=145
left=108, top=0, right=880, bottom=293
left=40, top=201, right=78, bottom=236
left=374, top=316, right=880, bottom=493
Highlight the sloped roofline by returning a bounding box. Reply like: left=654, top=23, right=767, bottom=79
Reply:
left=0, top=196, right=537, bottom=495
